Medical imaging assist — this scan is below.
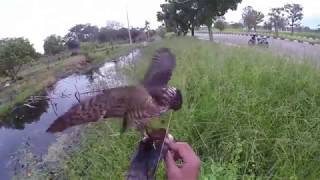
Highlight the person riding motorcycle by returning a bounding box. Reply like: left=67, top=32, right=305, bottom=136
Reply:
left=248, top=34, right=257, bottom=45
left=248, top=34, right=269, bottom=47
left=251, top=34, right=257, bottom=41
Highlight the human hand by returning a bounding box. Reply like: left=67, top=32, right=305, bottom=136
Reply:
left=164, top=141, right=201, bottom=180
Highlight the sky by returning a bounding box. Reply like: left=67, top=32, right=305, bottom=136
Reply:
left=0, top=0, right=319, bottom=53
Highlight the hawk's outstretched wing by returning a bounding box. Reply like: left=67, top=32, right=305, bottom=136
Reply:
left=46, top=86, right=157, bottom=133
left=143, top=48, right=176, bottom=88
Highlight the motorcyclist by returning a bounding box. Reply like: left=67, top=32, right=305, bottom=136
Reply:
left=250, top=34, right=257, bottom=42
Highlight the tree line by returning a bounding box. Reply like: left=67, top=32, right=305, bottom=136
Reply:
left=157, top=0, right=242, bottom=41
left=46, top=21, right=155, bottom=55
left=0, top=21, right=153, bottom=81
left=157, top=1, right=311, bottom=38
left=242, top=3, right=304, bottom=36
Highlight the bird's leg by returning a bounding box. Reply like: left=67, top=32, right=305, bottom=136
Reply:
left=135, top=120, right=147, bottom=135
left=120, top=115, right=128, bottom=134
left=145, top=126, right=157, bottom=137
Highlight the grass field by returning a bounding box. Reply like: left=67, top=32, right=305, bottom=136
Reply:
left=196, top=28, right=320, bottom=44
left=278, top=31, right=320, bottom=40
left=221, top=28, right=320, bottom=44
left=50, top=37, right=320, bottom=179
left=0, top=43, right=133, bottom=118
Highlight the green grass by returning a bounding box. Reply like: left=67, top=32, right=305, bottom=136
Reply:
left=213, top=28, right=320, bottom=44
left=278, top=31, right=320, bottom=40
left=54, top=37, right=320, bottom=179
left=0, top=43, right=133, bottom=118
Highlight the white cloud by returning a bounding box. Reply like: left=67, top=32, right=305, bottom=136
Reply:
left=0, top=0, right=318, bottom=52
left=0, top=0, right=165, bottom=52
left=225, top=0, right=320, bottom=28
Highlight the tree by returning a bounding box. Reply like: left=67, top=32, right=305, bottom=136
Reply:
left=65, top=24, right=99, bottom=42
left=43, top=35, right=65, bottom=55
left=214, top=19, right=226, bottom=31
left=117, top=28, right=130, bottom=40
left=64, top=32, right=80, bottom=53
left=174, top=0, right=199, bottom=36
left=230, top=22, right=244, bottom=29
left=157, top=26, right=167, bottom=38
left=157, top=1, right=197, bottom=36
left=157, top=3, right=178, bottom=33
left=157, top=0, right=242, bottom=40
left=242, top=6, right=264, bottom=32
left=197, top=0, right=242, bottom=41
left=97, top=27, right=110, bottom=43
left=106, top=21, right=123, bottom=30
left=0, top=38, right=36, bottom=80
left=66, top=39, right=80, bottom=50
left=263, top=21, right=273, bottom=31
left=284, top=4, right=303, bottom=34
left=268, top=8, right=287, bottom=37
left=97, top=27, right=117, bottom=43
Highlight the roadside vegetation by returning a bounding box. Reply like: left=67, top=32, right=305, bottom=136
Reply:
left=206, top=28, right=320, bottom=44
left=163, top=0, right=320, bottom=45
left=59, top=37, right=320, bottom=179
left=0, top=43, right=133, bottom=118
left=0, top=18, right=154, bottom=119
left=2, top=0, right=320, bottom=179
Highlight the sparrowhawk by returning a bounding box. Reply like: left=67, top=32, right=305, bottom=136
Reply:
left=47, top=48, right=182, bottom=133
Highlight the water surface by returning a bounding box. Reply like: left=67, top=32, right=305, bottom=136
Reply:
left=0, top=50, right=140, bottom=179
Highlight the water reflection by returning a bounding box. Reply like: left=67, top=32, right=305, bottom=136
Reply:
left=0, top=96, right=49, bottom=129
left=0, top=49, right=141, bottom=179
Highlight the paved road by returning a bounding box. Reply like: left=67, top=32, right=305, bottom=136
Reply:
left=195, top=33, right=320, bottom=62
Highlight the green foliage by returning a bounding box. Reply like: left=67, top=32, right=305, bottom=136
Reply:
left=0, top=38, right=36, bottom=80
left=157, top=2, right=193, bottom=35
left=263, top=21, right=273, bottom=31
left=198, top=0, right=242, bottom=27
left=165, top=32, right=176, bottom=39
left=80, top=42, right=115, bottom=63
left=80, top=42, right=96, bottom=54
left=229, top=22, right=244, bottom=29
left=65, top=24, right=99, bottom=42
left=157, top=0, right=242, bottom=37
left=0, top=43, right=132, bottom=118
left=242, top=6, right=265, bottom=31
left=157, top=26, right=167, bottom=38
left=284, top=4, right=304, bottom=34
left=268, top=8, right=287, bottom=36
left=65, top=22, right=146, bottom=45
left=62, top=37, right=320, bottom=179
left=43, top=35, right=65, bottom=55
left=214, top=20, right=226, bottom=31
left=66, top=39, right=80, bottom=51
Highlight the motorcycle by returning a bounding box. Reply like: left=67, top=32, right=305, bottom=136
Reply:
left=257, top=37, right=269, bottom=48
left=248, top=35, right=269, bottom=48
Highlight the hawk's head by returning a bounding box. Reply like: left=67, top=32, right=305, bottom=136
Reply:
left=169, top=87, right=182, bottom=111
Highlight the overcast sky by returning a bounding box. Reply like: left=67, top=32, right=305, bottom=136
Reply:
left=0, top=0, right=319, bottom=53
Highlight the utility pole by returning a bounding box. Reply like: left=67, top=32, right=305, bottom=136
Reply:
left=126, top=6, right=132, bottom=45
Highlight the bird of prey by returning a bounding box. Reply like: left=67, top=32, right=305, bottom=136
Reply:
left=47, top=48, right=182, bottom=133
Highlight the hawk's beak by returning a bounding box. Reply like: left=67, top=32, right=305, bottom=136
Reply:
left=171, top=88, right=182, bottom=111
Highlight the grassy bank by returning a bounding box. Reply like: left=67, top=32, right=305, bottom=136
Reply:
left=58, top=37, right=320, bottom=179
left=0, top=43, right=134, bottom=118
